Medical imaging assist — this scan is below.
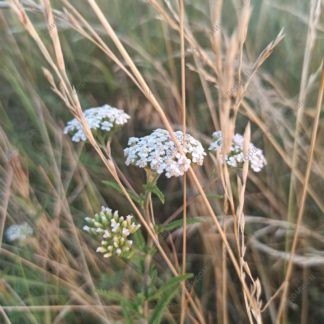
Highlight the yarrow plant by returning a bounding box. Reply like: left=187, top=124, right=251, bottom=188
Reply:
left=5, top=222, right=33, bottom=242
left=64, top=104, right=130, bottom=142
left=124, top=128, right=206, bottom=178
left=209, top=131, right=267, bottom=172
left=83, top=206, right=140, bottom=258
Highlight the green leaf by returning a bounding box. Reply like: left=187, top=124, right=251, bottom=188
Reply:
left=97, top=289, right=140, bottom=323
left=97, top=289, right=129, bottom=303
left=143, top=183, right=165, bottom=204
left=206, top=193, right=223, bottom=199
left=148, top=274, right=192, bottom=323
left=102, top=180, right=141, bottom=203
left=148, top=274, right=192, bottom=301
left=156, top=217, right=202, bottom=234
left=3, top=275, right=59, bottom=290
left=133, top=230, right=146, bottom=250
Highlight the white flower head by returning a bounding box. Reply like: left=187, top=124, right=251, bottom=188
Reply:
left=124, top=128, right=206, bottom=178
left=209, top=131, right=267, bottom=172
left=64, top=104, right=130, bottom=142
left=6, top=222, right=33, bottom=242
left=84, top=206, right=140, bottom=258
left=83, top=225, right=90, bottom=232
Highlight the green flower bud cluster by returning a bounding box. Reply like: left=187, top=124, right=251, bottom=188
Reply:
left=83, top=206, right=140, bottom=258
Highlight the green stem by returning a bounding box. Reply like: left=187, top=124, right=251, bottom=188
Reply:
left=142, top=170, right=159, bottom=322
left=100, top=140, right=138, bottom=197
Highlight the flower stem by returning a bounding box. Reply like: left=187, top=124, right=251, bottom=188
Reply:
left=142, top=170, right=159, bottom=322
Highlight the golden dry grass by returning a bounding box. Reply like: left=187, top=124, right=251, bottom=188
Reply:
left=0, top=0, right=323, bottom=323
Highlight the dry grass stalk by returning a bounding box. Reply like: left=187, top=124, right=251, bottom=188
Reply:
left=277, top=62, right=324, bottom=323
left=178, top=0, right=188, bottom=323
left=286, top=0, right=322, bottom=225
left=4, top=0, right=318, bottom=322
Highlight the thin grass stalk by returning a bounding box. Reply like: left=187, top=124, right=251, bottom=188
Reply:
left=237, top=125, right=254, bottom=324
left=241, top=100, right=324, bottom=213
left=178, top=0, right=188, bottom=323
left=286, top=0, right=321, bottom=236
left=143, top=191, right=153, bottom=323
left=210, top=0, right=223, bottom=77
left=2, top=305, right=121, bottom=311
left=149, top=0, right=218, bottom=75
left=251, top=247, right=277, bottom=323
left=193, top=57, right=220, bottom=130
left=161, top=22, right=179, bottom=88
left=276, top=63, right=323, bottom=323
left=221, top=218, right=228, bottom=324
left=0, top=248, right=99, bottom=307
left=0, top=302, right=11, bottom=324
left=61, top=1, right=143, bottom=92
left=3, top=280, right=39, bottom=323
left=301, top=267, right=309, bottom=324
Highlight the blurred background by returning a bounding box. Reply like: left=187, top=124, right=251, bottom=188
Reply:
left=0, top=0, right=323, bottom=323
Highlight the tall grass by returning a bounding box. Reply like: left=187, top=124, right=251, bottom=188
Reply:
left=0, top=0, right=323, bottom=323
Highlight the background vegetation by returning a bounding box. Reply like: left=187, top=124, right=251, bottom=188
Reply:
left=0, top=0, right=323, bottom=323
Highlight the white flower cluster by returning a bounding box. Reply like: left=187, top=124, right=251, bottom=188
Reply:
left=209, top=131, right=267, bottom=172
left=6, top=222, right=33, bottom=242
left=124, top=128, right=206, bottom=178
left=83, top=206, right=140, bottom=258
left=64, top=104, right=130, bottom=142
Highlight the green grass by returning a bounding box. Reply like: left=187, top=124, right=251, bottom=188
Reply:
left=0, top=0, right=323, bottom=323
